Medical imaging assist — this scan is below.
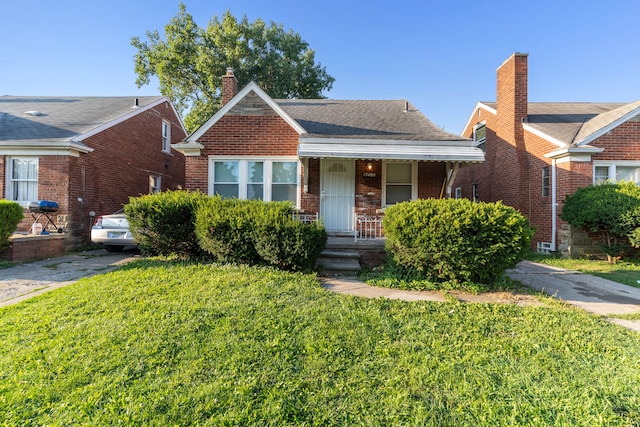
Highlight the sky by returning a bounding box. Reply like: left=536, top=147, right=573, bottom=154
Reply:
left=2, top=0, right=640, bottom=135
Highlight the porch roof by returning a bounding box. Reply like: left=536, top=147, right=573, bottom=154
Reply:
left=298, top=140, right=485, bottom=163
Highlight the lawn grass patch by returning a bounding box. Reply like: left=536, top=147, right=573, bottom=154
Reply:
left=0, top=260, right=14, bottom=270
left=1, top=260, right=640, bottom=425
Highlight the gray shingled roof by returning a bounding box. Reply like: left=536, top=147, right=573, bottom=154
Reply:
left=0, top=96, right=165, bottom=144
left=277, top=99, right=467, bottom=142
left=483, top=101, right=638, bottom=145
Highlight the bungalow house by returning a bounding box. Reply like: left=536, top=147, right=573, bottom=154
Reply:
left=454, top=53, right=640, bottom=256
left=173, top=69, right=484, bottom=245
left=0, top=96, right=186, bottom=260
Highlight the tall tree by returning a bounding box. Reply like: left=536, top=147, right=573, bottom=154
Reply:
left=131, top=3, right=335, bottom=132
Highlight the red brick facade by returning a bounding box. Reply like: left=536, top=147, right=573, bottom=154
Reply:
left=3, top=99, right=186, bottom=250
left=455, top=53, right=640, bottom=255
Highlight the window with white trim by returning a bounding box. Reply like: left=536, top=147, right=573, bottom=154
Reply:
left=473, top=123, right=486, bottom=144
left=455, top=187, right=462, bottom=199
left=162, top=120, right=171, bottom=153
left=541, top=166, right=550, bottom=197
left=384, top=162, right=415, bottom=206
left=210, top=158, right=299, bottom=203
left=593, top=162, right=640, bottom=185
left=149, top=175, right=161, bottom=194
left=6, top=157, right=38, bottom=204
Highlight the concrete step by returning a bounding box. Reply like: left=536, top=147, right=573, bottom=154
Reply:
left=315, top=249, right=361, bottom=274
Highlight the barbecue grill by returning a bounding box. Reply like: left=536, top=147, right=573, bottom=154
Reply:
left=28, top=200, right=62, bottom=234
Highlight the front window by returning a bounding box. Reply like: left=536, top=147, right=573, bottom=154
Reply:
left=384, top=162, right=414, bottom=205
left=162, top=121, right=171, bottom=153
left=542, top=166, right=550, bottom=197
left=210, top=158, right=299, bottom=203
left=7, top=157, right=38, bottom=204
left=593, top=162, right=640, bottom=185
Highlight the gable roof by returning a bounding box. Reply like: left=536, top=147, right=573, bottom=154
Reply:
left=0, top=96, right=175, bottom=156
left=475, top=100, right=640, bottom=148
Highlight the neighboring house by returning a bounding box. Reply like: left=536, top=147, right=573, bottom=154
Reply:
left=0, top=96, right=186, bottom=255
left=173, top=69, right=484, bottom=238
left=455, top=53, right=640, bottom=256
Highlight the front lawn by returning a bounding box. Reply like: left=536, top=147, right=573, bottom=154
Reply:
left=1, top=260, right=640, bottom=425
left=526, top=253, right=640, bottom=288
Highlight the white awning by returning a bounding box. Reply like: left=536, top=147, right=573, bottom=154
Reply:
left=297, top=142, right=485, bottom=163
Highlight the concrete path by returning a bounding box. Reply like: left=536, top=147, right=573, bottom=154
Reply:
left=0, top=249, right=139, bottom=307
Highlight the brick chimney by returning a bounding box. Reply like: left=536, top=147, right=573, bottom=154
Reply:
left=496, top=52, right=528, bottom=138
left=221, top=68, right=238, bottom=105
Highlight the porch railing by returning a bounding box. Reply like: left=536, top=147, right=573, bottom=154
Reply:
left=354, top=212, right=384, bottom=242
left=293, top=211, right=319, bottom=225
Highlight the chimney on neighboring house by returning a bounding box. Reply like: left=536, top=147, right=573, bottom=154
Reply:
left=222, top=67, right=238, bottom=105
left=496, top=52, right=528, bottom=138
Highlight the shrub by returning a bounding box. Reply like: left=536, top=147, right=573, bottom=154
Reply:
left=561, top=182, right=640, bottom=262
left=0, top=201, right=23, bottom=250
left=195, top=198, right=326, bottom=270
left=125, top=190, right=207, bottom=258
left=383, top=198, right=533, bottom=288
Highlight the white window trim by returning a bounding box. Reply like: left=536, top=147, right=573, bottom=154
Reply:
left=472, top=121, right=486, bottom=145
left=6, top=156, right=39, bottom=206
left=593, top=161, right=640, bottom=184
left=382, top=161, right=417, bottom=207
left=208, top=156, right=300, bottom=207
left=150, top=175, right=161, bottom=194
left=162, top=120, right=171, bottom=153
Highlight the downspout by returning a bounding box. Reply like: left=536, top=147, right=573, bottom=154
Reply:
left=551, top=158, right=557, bottom=252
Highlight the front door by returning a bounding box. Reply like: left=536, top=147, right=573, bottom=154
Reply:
left=320, top=159, right=355, bottom=232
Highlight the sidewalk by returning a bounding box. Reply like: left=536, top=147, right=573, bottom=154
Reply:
left=0, top=249, right=139, bottom=307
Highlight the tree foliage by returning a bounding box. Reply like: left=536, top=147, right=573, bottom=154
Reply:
left=561, top=182, right=640, bottom=261
left=131, top=3, right=335, bottom=132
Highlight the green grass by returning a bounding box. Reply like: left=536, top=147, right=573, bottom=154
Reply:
left=0, top=260, right=14, bottom=270
left=525, top=252, right=640, bottom=288
left=1, top=260, right=640, bottom=425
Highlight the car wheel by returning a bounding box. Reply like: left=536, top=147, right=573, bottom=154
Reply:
left=104, top=245, right=124, bottom=252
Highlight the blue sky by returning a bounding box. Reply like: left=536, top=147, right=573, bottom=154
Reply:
left=2, top=0, right=639, bottom=134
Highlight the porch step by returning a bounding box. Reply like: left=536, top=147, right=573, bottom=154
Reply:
left=315, top=250, right=361, bottom=275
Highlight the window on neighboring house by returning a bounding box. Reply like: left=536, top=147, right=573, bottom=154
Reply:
left=473, top=123, right=486, bottom=144
left=593, top=162, right=640, bottom=185
left=384, top=162, right=414, bottom=206
left=210, top=158, right=299, bottom=203
left=542, top=166, right=550, bottom=197
left=472, top=183, right=479, bottom=202
left=7, top=157, right=38, bottom=204
left=162, top=121, right=171, bottom=153
left=455, top=187, right=462, bottom=199
left=150, top=175, right=161, bottom=194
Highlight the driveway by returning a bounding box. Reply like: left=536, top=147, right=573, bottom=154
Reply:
left=0, top=249, right=139, bottom=307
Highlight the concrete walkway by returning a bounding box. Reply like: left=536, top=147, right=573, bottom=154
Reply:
left=321, top=261, right=640, bottom=333
left=0, top=249, right=139, bottom=307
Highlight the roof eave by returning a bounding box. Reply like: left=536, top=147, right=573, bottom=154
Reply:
left=0, top=141, right=94, bottom=156
left=544, top=146, right=604, bottom=159
left=575, top=103, right=640, bottom=147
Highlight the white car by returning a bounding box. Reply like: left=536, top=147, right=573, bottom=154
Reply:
left=91, top=210, right=136, bottom=252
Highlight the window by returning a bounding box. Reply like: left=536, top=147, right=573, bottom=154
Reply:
left=210, top=158, right=299, bottom=203
left=384, top=162, right=414, bottom=205
left=593, top=162, right=640, bottom=185
left=162, top=121, right=171, bottom=153
left=455, top=187, right=462, bottom=199
left=472, top=183, right=479, bottom=202
left=473, top=123, right=486, bottom=144
left=149, top=175, right=161, bottom=194
left=7, top=157, right=38, bottom=204
left=541, top=166, right=550, bottom=197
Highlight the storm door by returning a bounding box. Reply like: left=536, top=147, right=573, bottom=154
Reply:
left=320, top=159, right=355, bottom=232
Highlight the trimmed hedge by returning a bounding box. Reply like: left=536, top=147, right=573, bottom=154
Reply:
left=195, top=198, right=326, bottom=271
left=0, top=201, right=23, bottom=250
left=125, top=190, right=208, bottom=258
left=383, top=198, right=533, bottom=288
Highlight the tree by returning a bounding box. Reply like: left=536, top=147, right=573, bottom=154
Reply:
left=131, top=3, right=335, bottom=132
left=560, top=182, right=640, bottom=263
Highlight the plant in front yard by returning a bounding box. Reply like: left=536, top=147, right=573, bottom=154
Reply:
left=0, top=200, right=23, bottom=250
left=382, top=198, right=533, bottom=290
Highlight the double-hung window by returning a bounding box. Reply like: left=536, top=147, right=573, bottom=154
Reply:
left=7, top=157, right=38, bottom=204
left=162, top=121, right=171, bottom=153
left=594, top=162, right=640, bottom=185
left=384, top=162, right=415, bottom=206
left=541, top=166, right=550, bottom=197
left=149, top=175, right=161, bottom=194
left=210, top=158, right=299, bottom=203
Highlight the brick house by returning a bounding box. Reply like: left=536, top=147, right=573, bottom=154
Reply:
left=454, top=53, right=640, bottom=256
left=1, top=96, right=186, bottom=259
left=173, top=70, right=484, bottom=239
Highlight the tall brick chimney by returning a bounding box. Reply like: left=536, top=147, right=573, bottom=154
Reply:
left=496, top=52, right=528, bottom=137
left=222, top=68, right=238, bottom=105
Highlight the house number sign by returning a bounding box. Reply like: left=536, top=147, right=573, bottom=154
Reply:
left=362, top=172, right=377, bottom=178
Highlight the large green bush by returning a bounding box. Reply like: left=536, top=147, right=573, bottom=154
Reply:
left=125, top=190, right=207, bottom=258
left=383, top=198, right=533, bottom=288
left=561, top=182, right=640, bottom=262
left=0, top=200, right=23, bottom=250
left=195, top=198, right=326, bottom=271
